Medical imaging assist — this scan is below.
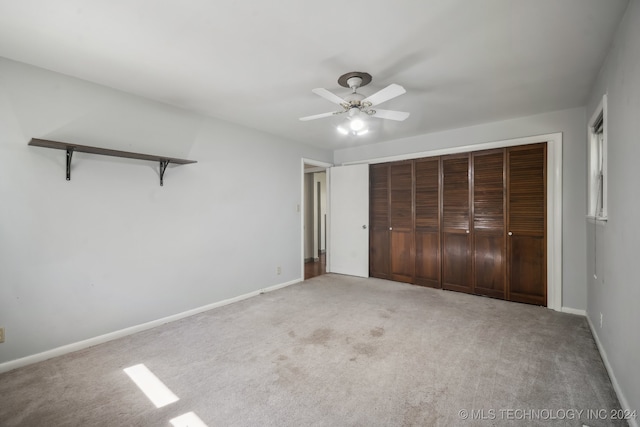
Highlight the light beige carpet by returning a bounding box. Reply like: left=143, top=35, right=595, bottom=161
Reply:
left=0, top=274, right=625, bottom=426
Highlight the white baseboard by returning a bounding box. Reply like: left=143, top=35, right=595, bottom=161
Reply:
left=561, top=306, right=587, bottom=316
left=0, top=278, right=302, bottom=374
left=586, top=315, right=639, bottom=427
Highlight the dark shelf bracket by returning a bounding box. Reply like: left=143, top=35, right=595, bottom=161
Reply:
left=66, top=148, right=74, bottom=181
left=159, top=160, right=170, bottom=186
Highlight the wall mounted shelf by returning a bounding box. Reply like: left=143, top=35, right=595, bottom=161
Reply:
left=28, top=138, right=197, bottom=186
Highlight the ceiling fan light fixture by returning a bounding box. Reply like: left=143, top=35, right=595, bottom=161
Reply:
left=337, top=113, right=369, bottom=136
left=345, top=107, right=367, bottom=132
left=349, top=117, right=365, bottom=131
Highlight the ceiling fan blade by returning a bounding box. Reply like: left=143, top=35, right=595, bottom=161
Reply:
left=312, top=88, right=347, bottom=105
left=299, top=111, right=340, bottom=121
left=362, top=83, right=406, bottom=106
left=371, top=109, right=410, bottom=121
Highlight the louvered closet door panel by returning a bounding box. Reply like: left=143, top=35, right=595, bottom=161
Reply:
left=389, top=161, right=414, bottom=283
left=507, top=143, right=546, bottom=305
left=414, top=157, right=441, bottom=288
left=442, top=154, right=472, bottom=293
left=369, top=163, right=390, bottom=279
left=473, top=150, right=506, bottom=299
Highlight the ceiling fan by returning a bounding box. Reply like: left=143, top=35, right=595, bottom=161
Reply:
left=299, top=71, right=410, bottom=136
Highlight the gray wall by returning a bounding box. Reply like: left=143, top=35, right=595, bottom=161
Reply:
left=0, top=58, right=332, bottom=364
left=335, top=107, right=587, bottom=312
left=586, top=0, right=640, bottom=415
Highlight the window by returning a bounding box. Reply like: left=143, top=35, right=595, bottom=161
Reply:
left=588, top=94, right=607, bottom=220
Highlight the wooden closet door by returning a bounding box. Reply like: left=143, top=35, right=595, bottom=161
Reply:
left=414, top=157, right=441, bottom=288
left=507, top=143, right=546, bottom=305
left=389, top=161, right=414, bottom=283
left=442, top=154, right=472, bottom=293
left=369, top=163, right=390, bottom=279
left=473, top=150, right=506, bottom=299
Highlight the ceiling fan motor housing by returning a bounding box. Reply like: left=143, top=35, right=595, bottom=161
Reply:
left=346, top=76, right=362, bottom=89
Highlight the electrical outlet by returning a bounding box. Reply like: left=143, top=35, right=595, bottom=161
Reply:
left=0, top=327, right=5, bottom=343
left=277, top=266, right=282, bottom=275
left=600, top=313, right=603, bottom=328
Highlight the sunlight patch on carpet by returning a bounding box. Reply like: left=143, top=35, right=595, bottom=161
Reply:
left=124, top=363, right=179, bottom=408
left=170, top=412, right=208, bottom=427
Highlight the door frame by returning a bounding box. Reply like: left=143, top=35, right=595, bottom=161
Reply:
left=340, top=132, right=563, bottom=312
left=301, top=158, right=333, bottom=279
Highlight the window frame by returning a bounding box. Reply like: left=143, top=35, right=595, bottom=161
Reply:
left=587, top=94, right=608, bottom=221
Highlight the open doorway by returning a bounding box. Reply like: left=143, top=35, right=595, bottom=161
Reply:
left=303, top=160, right=330, bottom=279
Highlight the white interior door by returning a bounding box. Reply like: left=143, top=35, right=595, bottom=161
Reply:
left=327, top=164, right=369, bottom=277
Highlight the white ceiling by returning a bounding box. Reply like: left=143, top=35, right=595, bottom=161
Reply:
left=0, top=0, right=629, bottom=151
